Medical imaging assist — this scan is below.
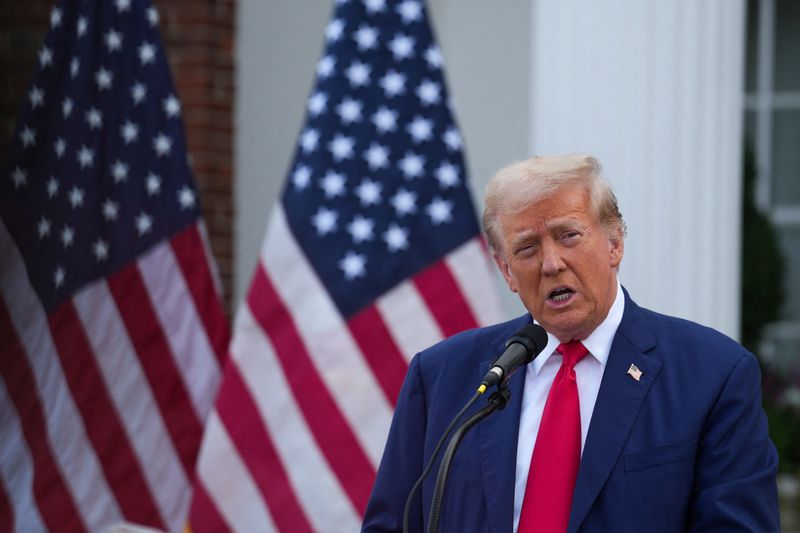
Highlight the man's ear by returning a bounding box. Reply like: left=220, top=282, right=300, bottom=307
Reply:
left=609, top=235, right=624, bottom=269
left=493, top=252, right=518, bottom=293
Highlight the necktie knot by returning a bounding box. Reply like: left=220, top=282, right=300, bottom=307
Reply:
left=556, top=340, right=589, bottom=368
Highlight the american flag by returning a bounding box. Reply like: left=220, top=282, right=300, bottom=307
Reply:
left=0, top=0, right=229, bottom=531
left=188, top=0, right=504, bottom=531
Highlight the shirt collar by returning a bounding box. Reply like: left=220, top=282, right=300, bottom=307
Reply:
left=530, top=279, right=625, bottom=375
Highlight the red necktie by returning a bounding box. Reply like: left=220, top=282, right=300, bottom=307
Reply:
left=518, top=340, right=589, bottom=533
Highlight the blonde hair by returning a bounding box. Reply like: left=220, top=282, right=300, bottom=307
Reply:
left=482, top=153, right=626, bottom=250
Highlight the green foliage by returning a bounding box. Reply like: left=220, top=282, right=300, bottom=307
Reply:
left=740, top=146, right=799, bottom=474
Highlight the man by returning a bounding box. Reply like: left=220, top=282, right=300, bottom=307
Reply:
left=362, top=154, right=779, bottom=532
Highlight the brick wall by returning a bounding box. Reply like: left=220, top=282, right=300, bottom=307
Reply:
left=0, top=0, right=236, bottom=316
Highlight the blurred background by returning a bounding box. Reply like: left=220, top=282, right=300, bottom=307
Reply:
left=2, top=0, right=798, bottom=526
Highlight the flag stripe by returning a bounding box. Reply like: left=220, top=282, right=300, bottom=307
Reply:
left=72, top=282, right=190, bottom=531
left=106, top=265, right=204, bottom=477
left=170, top=223, right=229, bottom=364
left=48, top=301, right=165, bottom=528
left=217, top=364, right=314, bottom=533
left=0, top=475, right=12, bottom=533
left=188, top=481, right=233, bottom=533
left=248, top=265, right=375, bottom=515
left=0, top=222, right=123, bottom=530
left=376, top=279, right=445, bottom=361
left=262, top=208, right=392, bottom=466
left=230, top=305, right=362, bottom=531
left=444, top=238, right=506, bottom=327
left=413, top=260, right=480, bottom=337
left=348, top=305, right=409, bottom=405
left=0, top=299, right=87, bottom=533
left=194, top=412, right=278, bottom=532
left=139, top=234, right=221, bottom=419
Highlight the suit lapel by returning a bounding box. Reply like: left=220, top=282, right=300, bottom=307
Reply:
left=568, top=294, right=662, bottom=532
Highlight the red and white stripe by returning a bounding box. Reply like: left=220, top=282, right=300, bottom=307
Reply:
left=0, top=219, right=228, bottom=532
left=189, top=206, right=505, bottom=532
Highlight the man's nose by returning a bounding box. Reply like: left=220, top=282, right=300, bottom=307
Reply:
left=541, top=241, right=566, bottom=276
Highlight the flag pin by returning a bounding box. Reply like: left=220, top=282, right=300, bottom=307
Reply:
left=627, top=364, right=643, bottom=382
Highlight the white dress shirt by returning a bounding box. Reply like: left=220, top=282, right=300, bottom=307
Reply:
left=512, top=281, right=625, bottom=532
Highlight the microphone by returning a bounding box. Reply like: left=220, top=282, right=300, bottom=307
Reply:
left=478, top=324, right=548, bottom=392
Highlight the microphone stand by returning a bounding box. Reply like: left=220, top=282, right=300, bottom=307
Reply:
left=426, top=385, right=512, bottom=533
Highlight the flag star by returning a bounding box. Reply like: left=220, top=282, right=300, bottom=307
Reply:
left=388, top=34, right=415, bottom=60
left=384, top=223, right=409, bottom=252
left=105, top=29, right=123, bottom=51
left=425, top=45, right=443, bottom=68
left=120, top=121, right=139, bottom=144
left=300, top=128, right=320, bottom=152
left=364, top=0, right=386, bottom=14
left=10, top=167, right=27, bottom=188
left=50, top=7, right=63, bottom=27
left=103, top=199, right=119, bottom=221
left=292, top=164, right=312, bottom=190
left=364, top=143, right=389, bottom=169
left=93, top=239, right=109, bottom=261
left=416, top=79, right=441, bottom=105
left=372, top=106, right=398, bottom=133
left=317, top=55, right=335, bottom=79
left=355, top=178, right=382, bottom=206
left=320, top=171, right=347, bottom=198
left=76, top=17, right=88, bottom=37
left=354, top=25, right=378, bottom=50
left=37, top=217, right=51, bottom=238
left=325, top=18, right=345, bottom=41
left=139, top=42, right=156, bottom=65
left=62, top=97, right=73, bottom=118
left=39, top=46, right=53, bottom=67
left=54, top=138, right=66, bottom=159
left=29, top=86, right=44, bottom=108
left=95, top=67, right=113, bottom=90
left=397, top=1, right=423, bottom=23
left=111, top=160, right=129, bottom=182
left=391, top=188, right=417, bottom=216
left=380, top=70, right=406, bottom=97
left=116, top=0, right=131, bottom=12
left=136, top=212, right=153, bottom=235
left=178, top=186, right=196, bottom=209
left=47, top=176, right=59, bottom=198
left=308, top=92, right=327, bottom=116
left=163, top=94, right=181, bottom=117
left=426, top=197, right=453, bottom=224
left=443, top=127, right=463, bottom=151
left=86, top=107, right=103, bottom=129
left=339, top=251, right=367, bottom=280
left=311, top=206, right=338, bottom=236
left=328, top=134, right=355, bottom=161
left=345, top=61, right=371, bottom=87
left=336, top=97, right=363, bottom=124
left=68, top=186, right=85, bottom=208
left=147, top=7, right=159, bottom=26
left=146, top=172, right=161, bottom=195
left=131, top=82, right=147, bottom=104
left=54, top=267, right=65, bottom=288
left=153, top=133, right=172, bottom=157
left=61, top=225, right=75, bottom=248
left=347, top=215, right=375, bottom=243
left=20, top=126, right=36, bottom=147
left=70, top=57, right=79, bottom=77
left=407, top=116, right=433, bottom=143
left=398, top=152, right=425, bottom=178
left=435, top=162, right=460, bottom=188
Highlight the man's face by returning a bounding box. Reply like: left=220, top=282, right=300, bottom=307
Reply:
left=492, top=183, right=623, bottom=342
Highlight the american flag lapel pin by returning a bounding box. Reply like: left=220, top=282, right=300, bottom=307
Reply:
left=627, top=363, right=643, bottom=382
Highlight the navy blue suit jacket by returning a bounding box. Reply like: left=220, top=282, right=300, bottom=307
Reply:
left=362, top=291, right=779, bottom=532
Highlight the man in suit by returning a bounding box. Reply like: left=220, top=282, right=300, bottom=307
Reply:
left=362, top=154, right=780, bottom=532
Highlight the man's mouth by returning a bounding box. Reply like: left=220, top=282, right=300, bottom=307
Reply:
left=548, top=287, right=575, bottom=303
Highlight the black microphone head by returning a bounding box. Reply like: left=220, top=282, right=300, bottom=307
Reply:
left=505, top=324, right=548, bottom=363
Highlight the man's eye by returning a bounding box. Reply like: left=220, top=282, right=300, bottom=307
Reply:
left=562, top=231, right=580, bottom=241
